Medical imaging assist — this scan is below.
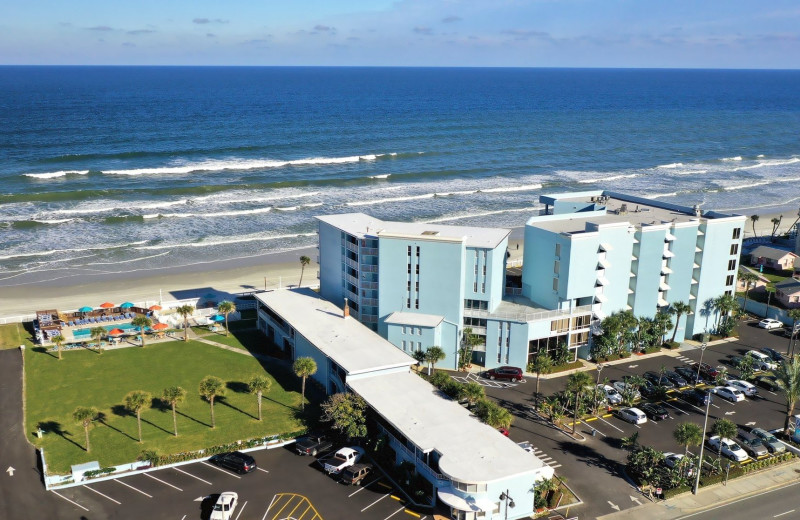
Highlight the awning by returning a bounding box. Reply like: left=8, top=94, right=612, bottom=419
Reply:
left=659, top=282, right=671, bottom=291
left=596, top=276, right=610, bottom=286
left=597, top=258, right=611, bottom=269
left=663, top=250, right=675, bottom=258
left=661, top=266, right=673, bottom=275
left=437, top=488, right=496, bottom=513
left=595, top=293, right=608, bottom=303
left=657, top=298, right=669, bottom=307
left=665, top=233, right=676, bottom=241
left=599, top=243, right=613, bottom=252
left=691, top=278, right=699, bottom=284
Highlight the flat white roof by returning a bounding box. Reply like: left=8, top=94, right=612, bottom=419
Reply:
left=348, top=371, right=550, bottom=484
left=384, top=311, right=444, bottom=328
left=254, top=289, right=415, bottom=375
left=317, top=213, right=510, bottom=249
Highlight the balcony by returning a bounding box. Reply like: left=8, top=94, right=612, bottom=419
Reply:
left=361, top=247, right=379, bottom=256
left=344, top=257, right=360, bottom=270
left=341, top=238, right=359, bottom=253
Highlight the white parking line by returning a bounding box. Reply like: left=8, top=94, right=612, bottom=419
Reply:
left=362, top=493, right=390, bottom=512
left=173, top=467, right=212, bottom=485
left=85, top=485, right=122, bottom=504
left=595, top=415, right=624, bottom=433
left=115, top=478, right=153, bottom=498
left=262, top=495, right=278, bottom=520
left=234, top=500, right=248, bottom=520
left=51, top=490, right=89, bottom=511
left=258, top=468, right=269, bottom=474
left=144, top=472, right=183, bottom=491
left=384, top=506, right=407, bottom=519
left=349, top=477, right=381, bottom=497
left=181, top=516, right=186, bottom=520
left=201, top=461, right=243, bottom=479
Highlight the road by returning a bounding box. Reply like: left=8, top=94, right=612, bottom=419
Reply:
left=675, top=480, right=800, bottom=520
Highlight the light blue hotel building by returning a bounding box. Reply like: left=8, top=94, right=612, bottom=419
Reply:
left=316, top=190, right=746, bottom=369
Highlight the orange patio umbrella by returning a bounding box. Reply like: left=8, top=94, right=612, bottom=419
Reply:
left=148, top=305, right=162, bottom=311
left=152, top=323, right=169, bottom=331
left=108, top=328, right=125, bottom=335
left=99, top=302, right=115, bottom=309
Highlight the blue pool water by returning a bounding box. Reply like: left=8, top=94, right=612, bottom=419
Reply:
left=73, top=323, right=138, bottom=338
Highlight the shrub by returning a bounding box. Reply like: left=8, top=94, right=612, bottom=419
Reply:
left=664, top=341, right=681, bottom=350
left=662, top=484, right=691, bottom=499
left=83, top=467, right=115, bottom=479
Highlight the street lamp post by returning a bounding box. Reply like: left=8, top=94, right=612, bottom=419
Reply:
left=499, top=490, right=515, bottom=520
left=695, top=339, right=708, bottom=388
left=692, top=392, right=712, bottom=495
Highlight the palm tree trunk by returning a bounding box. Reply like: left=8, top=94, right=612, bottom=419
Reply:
left=184, top=319, right=189, bottom=342
left=671, top=314, right=681, bottom=343
left=572, top=391, right=580, bottom=434
left=84, top=425, right=90, bottom=452
left=58, top=345, right=62, bottom=360
left=210, top=398, right=216, bottom=428
left=743, top=288, right=750, bottom=315
left=137, top=410, right=142, bottom=442
left=786, top=402, right=796, bottom=435
left=257, top=392, right=263, bottom=421
left=225, top=314, right=229, bottom=337
left=171, top=403, right=178, bottom=436
left=535, top=374, right=541, bottom=411
left=301, top=376, right=306, bottom=411
left=141, top=333, right=146, bottom=348
left=299, top=267, right=305, bottom=287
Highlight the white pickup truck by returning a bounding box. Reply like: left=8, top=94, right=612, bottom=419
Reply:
left=321, top=447, right=365, bottom=475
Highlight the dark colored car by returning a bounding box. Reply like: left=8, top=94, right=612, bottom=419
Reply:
left=675, top=366, right=704, bottom=385
left=754, top=375, right=780, bottom=392
left=209, top=451, right=257, bottom=474
left=680, top=388, right=713, bottom=407
left=295, top=434, right=335, bottom=456
left=725, top=355, right=745, bottom=369
left=639, top=403, right=669, bottom=421
left=692, top=362, right=719, bottom=380
left=340, top=463, right=373, bottom=485
left=643, top=371, right=676, bottom=389
left=484, top=366, right=524, bottom=382
left=663, top=370, right=688, bottom=388
left=639, top=380, right=665, bottom=400
left=760, top=348, right=784, bottom=363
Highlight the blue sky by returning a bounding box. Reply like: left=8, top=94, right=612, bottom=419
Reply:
left=3, top=1, right=799, bottom=67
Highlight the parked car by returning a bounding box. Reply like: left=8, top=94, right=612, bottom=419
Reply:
left=680, top=388, right=713, bottom=407
left=724, top=355, right=746, bottom=369
left=663, top=370, right=689, bottom=388
left=785, top=324, right=800, bottom=338
left=760, top=347, right=784, bottom=363
left=711, top=386, right=745, bottom=403
left=663, top=452, right=694, bottom=477
left=209, top=452, right=257, bottom=474
left=614, top=407, right=647, bottom=425
left=754, top=375, right=780, bottom=392
left=339, top=463, right=373, bottom=485
left=692, top=362, right=719, bottom=380
left=675, top=366, right=704, bottom=385
left=751, top=428, right=786, bottom=454
left=322, top=447, right=365, bottom=475
left=639, top=403, right=669, bottom=421
left=746, top=350, right=777, bottom=371
left=484, top=366, right=524, bottom=382
left=497, top=427, right=510, bottom=437
left=295, top=434, right=335, bottom=456
left=758, top=318, right=783, bottom=330
left=639, top=380, right=665, bottom=400
left=210, top=492, right=239, bottom=520
left=597, top=384, right=623, bottom=405
left=737, top=430, right=768, bottom=458
left=707, top=436, right=749, bottom=462
left=518, top=441, right=536, bottom=454
left=612, top=381, right=641, bottom=401
left=643, top=371, right=676, bottom=389
left=725, top=379, right=758, bottom=397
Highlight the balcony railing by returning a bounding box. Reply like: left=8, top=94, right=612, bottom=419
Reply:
left=468, top=304, right=594, bottom=323
left=344, top=257, right=360, bottom=270
left=360, top=247, right=379, bottom=256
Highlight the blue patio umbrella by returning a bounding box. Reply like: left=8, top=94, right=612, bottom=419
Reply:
left=210, top=315, right=225, bottom=322
left=120, top=302, right=135, bottom=309
left=78, top=306, right=93, bottom=313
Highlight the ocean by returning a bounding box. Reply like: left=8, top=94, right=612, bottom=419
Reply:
left=1, top=67, right=799, bottom=285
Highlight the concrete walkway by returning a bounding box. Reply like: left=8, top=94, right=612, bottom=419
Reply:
left=597, top=460, right=800, bottom=520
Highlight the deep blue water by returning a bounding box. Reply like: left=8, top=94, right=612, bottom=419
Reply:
left=1, top=67, right=799, bottom=282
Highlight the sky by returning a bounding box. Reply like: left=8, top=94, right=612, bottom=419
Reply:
left=2, top=0, right=799, bottom=68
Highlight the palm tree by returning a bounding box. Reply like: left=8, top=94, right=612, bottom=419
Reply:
left=750, top=214, right=760, bottom=237
left=463, top=382, right=485, bottom=407
left=248, top=374, right=272, bottom=421
left=775, top=355, right=800, bottom=435
left=72, top=406, right=98, bottom=452
left=293, top=357, right=317, bottom=411
left=412, top=349, right=426, bottom=372
left=770, top=215, right=783, bottom=241
left=739, top=271, right=759, bottom=314
left=199, top=376, right=225, bottom=428
left=669, top=301, right=692, bottom=343
left=713, top=294, right=738, bottom=335
left=131, top=316, right=153, bottom=347
left=299, top=255, right=311, bottom=287
left=424, top=346, right=446, bottom=375
left=787, top=309, right=800, bottom=356
left=176, top=305, right=194, bottom=342
left=162, top=386, right=186, bottom=437
left=673, top=422, right=703, bottom=457
left=217, top=301, right=236, bottom=337
left=90, top=326, right=106, bottom=353
left=711, top=418, right=738, bottom=459
left=124, top=390, right=153, bottom=443
left=52, top=334, right=65, bottom=360
left=565, top=371, right=593, bottom=434
left=530, top=353, right=554, bottom=410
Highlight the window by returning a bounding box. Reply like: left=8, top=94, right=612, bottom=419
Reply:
left=417, top=341, right=422, bottom=351
left=417, top=327, right=422, bottom=335
left=571, top=314, right=592, bottom=328
left=415, top=281, right=419, bottom=291
left=727, top=259, right=736, bottom=271
left=555, top=243, right=561, bottom=257
left=570, top=331, right=589, bottom=345
left=553, top=277, right=559, bottom=291
left=401, top=326, right=406, bottom=334
left=401, top=340, right=406, bottom=351
left=407, top=280, right=411, bottom=291
left=416, top=264, right=419, bottom=274
left=407, top=264, right=411, bottom=274
left=726, top=274, right=735, bottom=286
left=406, top=298, right=411, bottom=308
left=732, top=228, right=741, bottom=240
left=415, top=299, right=419, bottom=309
left=725, top=290, right=732, bottom=296
left=407, top=246, right=411, bottom=256
left=730, top=243, right=739, bottom=255
left=474, top=281, right=478, bottom=292
left=416, top=246, right=420, bottom=257
left=481, top=282, right=486, bottom=293
left=551, top=318, right=570, bottom=333
left=554, top=260, right=560, bottom=274
left=483, top=265, right=486, bottom=275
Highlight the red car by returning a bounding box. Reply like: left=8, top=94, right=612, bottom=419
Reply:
left=483, top=366, right=524, bottom=382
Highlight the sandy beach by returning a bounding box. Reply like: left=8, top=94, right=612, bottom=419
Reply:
left=1, top=206, right=796, bottom=321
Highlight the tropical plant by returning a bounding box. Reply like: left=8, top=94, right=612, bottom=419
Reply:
left=713, top=294, right=738, bottom=336
left=248, top=374, right=272, bottom=421
left=124, top=390, right=153, bottom=443
left=131, top=316, right=153, bottom=347
left=737, top=355, right=756, bottom=381
left=72, top=406, right=99, bottom=452
left=88, top=326, right=106, bottom=353
left=739, top=271, right=759, bottom=314
left=774, top=355, right=800, bottom=435
left=711, top=418, right=738, bottom=459
left=424, top=346, right=446, bottom=375
left=293, top=357, right=318, bottom=411
left=627, top=446, right=664, bottom=485
left=621, top=431, right=640, bottom=452
left=217, top=301, right=236, bottom=337
left=654, top=311, right=674, bottom=346
left=565, top=371, right=593, bottom=434
left=412, top=349, right=426, bottom=371
left=474, top=398, right=513, bottom=429
left=176, top=305, right=195, bottom=342
left=321, top=392, right=368, bottom=439
left=770, top=215, right=783, bottom=241
left=462, top=382, right=485, bottom=407
left=621, top=375, right=646, bottom=406
left=459, top=327, right=482, bottom=369
left=299, top=255, right=311, bottom=287
left=673, top=422, right=704, bottom=457
left=52, top=334, right=65, bottom=360
left=542, top=395, right=566, bottom=425
left=750, top=214, right=759, bottom=237
left=530, top=353, right=554, bottom=410
left=787, top=309, right=800, bottom=357
left=162, top=386, right=186, bottom=437
left=669, top=301, right=692, bottom=343
left=198, top=376, right=225, bottom=429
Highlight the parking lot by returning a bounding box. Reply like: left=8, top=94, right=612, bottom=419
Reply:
left=48, top=446, right=437, bottom=520
left=479, top=319, right=794, bottom=519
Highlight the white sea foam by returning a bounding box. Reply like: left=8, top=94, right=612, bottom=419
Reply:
left=757, top=154, right=765, bottom=158
left=0, top=240, right=149, bottom=261
left=425, top=206, right=540, bottom=223
left=435, top=189, right=479, bottom=197
left=23, top=170, right=90, bottom=179
left=134, top=232, right=317, bottom=251
left=481, top=184, right=543, bottom=193
left=672, top=169, right=708, bottom=175
left=657, top=163, right=684, bottom=169
left=721, top=156, right=743, bottom=161
left=137, top=199, right=189, bottom=210
left=346, top=193, right=437, bottom=207
left=578, top=174, right=639, bottom=184
left=648, top=192, right=679, bottom=199
left=31, top=218, right=74, bottom=224
left=143, top=207, right=273, bottom=219
left=85, top=251, right=171, bottom=266
left=51, top=206, right=119, bottom=215
left=734, top=157, right=800, bottom=171
left=369, top=174, right=391, bottom=179
left=723, top=181, right=771, bottom=191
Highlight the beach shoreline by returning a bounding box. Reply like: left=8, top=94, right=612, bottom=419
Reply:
left=1, top=207, right=796, bottom=321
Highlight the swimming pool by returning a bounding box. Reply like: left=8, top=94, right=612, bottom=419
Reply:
left=73, top=323, right=139, bottom=338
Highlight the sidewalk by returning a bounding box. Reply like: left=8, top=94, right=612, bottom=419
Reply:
left=597, top=460, right=800, bottom=520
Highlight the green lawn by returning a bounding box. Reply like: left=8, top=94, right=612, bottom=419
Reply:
left=26, top=340, right=307, bottom=474
left=0, top=322, right=35, bottom=350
